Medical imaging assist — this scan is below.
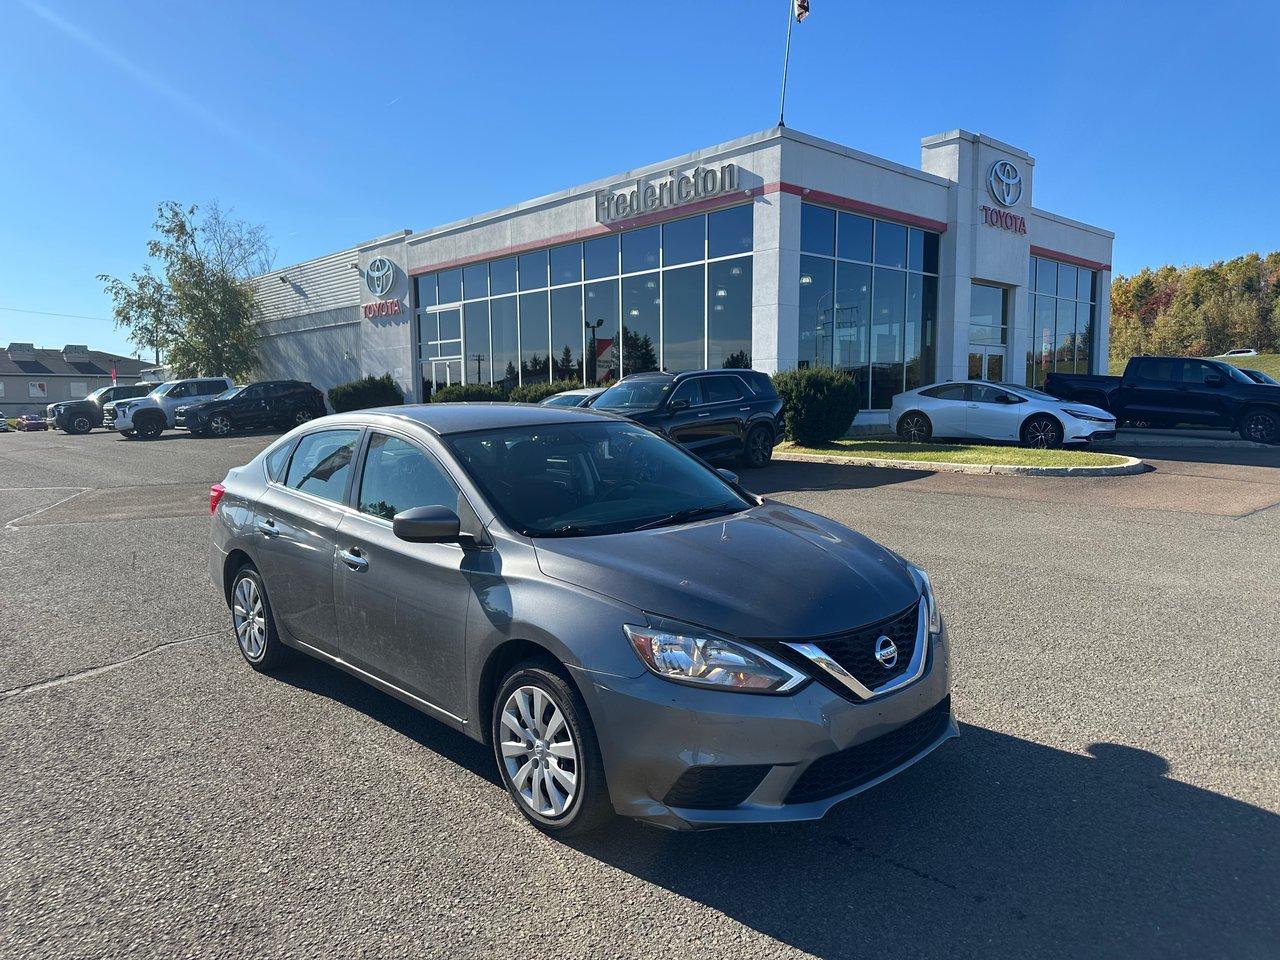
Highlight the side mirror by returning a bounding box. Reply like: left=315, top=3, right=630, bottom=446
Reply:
left=668, top=398, right=690, bottom=411
left=393, top=505, right=462, bottom=544
left=717, top=468, right=740, bottom=486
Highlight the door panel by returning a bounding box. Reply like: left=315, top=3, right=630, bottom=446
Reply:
left=335, top=432, right=471, bottom=716
left=920, top=384, right=969, bottom=437
left=699, top=376, right=750, bottom=457
left=664, top=380, right=710, bottom=452
left=966, top=384, right=1024, bottom=440
left=1178, top=360, right=1232, bottom=426
left=1125, top=357, right=1183, bottom=422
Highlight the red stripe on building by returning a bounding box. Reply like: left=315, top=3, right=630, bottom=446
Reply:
left=1030, top=245, right=1111, bottom=273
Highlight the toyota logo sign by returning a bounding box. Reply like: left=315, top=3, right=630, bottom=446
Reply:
left=987, top=160, right=1022, bottom=207
left=366, top=257, right=396, bottom=298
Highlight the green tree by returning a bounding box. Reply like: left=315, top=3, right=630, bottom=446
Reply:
left=100, top=201, right=274, bottom=378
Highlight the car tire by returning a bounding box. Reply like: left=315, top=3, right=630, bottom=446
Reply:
left=897, top=411, right=932, bottom=443
left=229, top=563, right=292, bottom=672
left=740, top=424, right=773, bottom=468
left=292, top=408, right=316, bottom=427
left=67, top=414, right=92, bottom=435
left=1021, top=414, right=1063, bottom=449
left=1240, top=408, right=1279, bottom=444
left=120, top=430, right=136, bottom=439
left=209, top=414, right=234, bottom=437
left=135, top=415, right=164, bottom=440
left=491, top=662, right=613, bottom=837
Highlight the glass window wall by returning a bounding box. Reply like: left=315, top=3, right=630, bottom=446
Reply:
left=1028, top=255, right=1098, bottom=385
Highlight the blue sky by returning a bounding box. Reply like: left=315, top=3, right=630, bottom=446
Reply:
left=1, top=0, right=1275, bottom=358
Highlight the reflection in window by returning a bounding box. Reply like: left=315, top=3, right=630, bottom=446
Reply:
left=798, top=255, right=834, bottom=370
left=437, top=269, right=462, bottom=305
left=550, top=286, right=583, bottom=382
left=870, top=268, right=906, bottom=409
left=491, top=297, right=519, bottom=392
left=490, top=257, right=517, bottom=296
left=584, top=235, right=619, bottom=280
left=708, top=258, right=751, bottom=368
left=621, top=272, right=660, bottom=375
left=550, top=244, right=582, bottom=286
left=518, top=250, right=547, bottom=291
left=622, top=226, right=660, bottom=274
left=801, top=204, right=836, bottom=256
left=708, top=205, right=753, bottom=259
left=661, top=264, right=705, bottom=372
left=585, top=279, right=619, bottom=385
left=519, top=291, right=549, bottom=383
left=285, top=430, right=360, bottom=504
left=358, top=434, right=458, bottom=522
left=662, top=216, right=704, bottom=267
left=463, top=263, right=488, bottom=300
left=837, top=213, right=873, bottom=263
left=836, top=261, right=871, bottom=408
left=1027, top=256, right=1097, bottom=385
left=463, top=301, right=490, bottom=383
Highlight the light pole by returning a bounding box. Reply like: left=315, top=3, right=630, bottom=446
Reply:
left=470, top=353, right=485, bottom=384
left=585, top=317, right=604, bottom=384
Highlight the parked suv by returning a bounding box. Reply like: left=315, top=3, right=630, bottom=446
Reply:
left=104, top=377, right=232, bottom=439
left=591, top=369, right=783, bottom=467
left=47, top=382, right=158, bottom=434
left=176, top=380, right=326, bottom=436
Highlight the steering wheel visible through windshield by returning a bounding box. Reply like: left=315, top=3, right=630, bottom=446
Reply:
left=445, top=421, right=751, bottom=537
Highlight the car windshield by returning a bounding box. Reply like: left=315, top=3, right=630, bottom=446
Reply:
left=1221, top=364, right=1253, bottom=384
left=213, top=385, right=245, bottom=401
left=540, top=393, right=585, bottom=407
left=88, top=387, right=111, bottom=401
left=1003, top=384, right=1059, bottom=401
left=593, top=380, right=672, bottom=410
left=1245, top=369, right=1277, bottom=385
left=444, top=420, right=751, bottom=538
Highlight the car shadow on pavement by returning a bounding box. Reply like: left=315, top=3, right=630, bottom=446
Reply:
left=747, top=460, right=935, bottom=495
left=569, top=726, right=1279, bottom=960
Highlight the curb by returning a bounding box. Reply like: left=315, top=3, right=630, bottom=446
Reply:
left=773, top=450, right=1148, bottom=477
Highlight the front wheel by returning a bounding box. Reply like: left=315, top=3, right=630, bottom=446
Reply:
left=739, top=424, right=773, bottom=468
left=492, top=663, right=613, bottom=837
left=67, top=414, right=92, bottom=435
left=120, top=429, right=136, bottom=439
left=1021, top=415, right=1063, bottom=449
left=208, top=414, right=234, bottom=437
left=292, top=408, right=316, bottom=427
left=897, top=411, right=932, bottom=443
left=1240, top=409, right=1279, bottom=444
left=135, top=416, right=164, bottom=440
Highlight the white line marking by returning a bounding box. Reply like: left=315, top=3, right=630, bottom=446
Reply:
left=4, top=487, right=91, bottom=530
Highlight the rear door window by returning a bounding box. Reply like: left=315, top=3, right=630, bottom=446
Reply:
left=703, top=376, right=745, bottom=404
left=922, top=383, right=968, bottom=401
left=1135, top=358, right=1177, bottom=382
left=285, top=429, right=361, bottom=504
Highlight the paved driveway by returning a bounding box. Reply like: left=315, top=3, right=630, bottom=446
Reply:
left=2, top=429, right=1277, bottom=959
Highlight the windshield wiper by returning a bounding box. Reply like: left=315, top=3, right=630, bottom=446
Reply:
left=631, top=503, right=743, bottom=532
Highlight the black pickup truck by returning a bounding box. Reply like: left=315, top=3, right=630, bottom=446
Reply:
left=1045, top=356, right=1280, bottom=443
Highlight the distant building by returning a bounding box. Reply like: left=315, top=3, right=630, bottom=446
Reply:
left=0, top=343, right=149, bottom=415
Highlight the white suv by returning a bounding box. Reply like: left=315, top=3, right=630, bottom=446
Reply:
left=104, top=377, right=232, bottom=439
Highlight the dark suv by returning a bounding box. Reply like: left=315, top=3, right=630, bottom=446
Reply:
left=46, top=382, right=157, bottom=434
left=176, top=380, right=326, bottom=436
left=592, top=369, right=783, bottom=467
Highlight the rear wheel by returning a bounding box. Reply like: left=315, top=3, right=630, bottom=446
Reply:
left=1021, top=414, right=1063, bottom=449
left=897, top=411, right=932, bottom=443
left=491, top=662, right=613, bottom=836
left=740, top=424, right=773, bottom=468
left=1240, top=409, right=1279, bottom=444
left=229, top=564, right=291, bottom=671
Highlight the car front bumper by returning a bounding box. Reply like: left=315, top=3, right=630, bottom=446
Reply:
left=1064, top=420, right=1118, bottom=443
left=571, top=622, right=955, bottom=829
left=104, top=408, right=136, bottom=431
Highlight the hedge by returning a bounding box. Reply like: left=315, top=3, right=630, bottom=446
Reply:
left=508, top=379, right=585, bottom=404
left=772, top=368, right=861, bottom=446
left=430, top=383, right=504, bottom=403
left=327, top=374, right=404, bottom=413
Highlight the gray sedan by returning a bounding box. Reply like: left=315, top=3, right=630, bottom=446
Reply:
left=209, top=404, right=955, bottom=834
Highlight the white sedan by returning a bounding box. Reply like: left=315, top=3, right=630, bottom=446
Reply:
left=891, top=381, right=1117, bottom=448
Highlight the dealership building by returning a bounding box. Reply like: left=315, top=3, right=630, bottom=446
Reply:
left=251, top=126, right=1113, bottom=422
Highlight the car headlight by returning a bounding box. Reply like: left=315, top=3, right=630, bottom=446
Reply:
left=624, top=619, right=807, bottom=693
left=1063, top=408, right=1113, bottom=424
left=908, top=564, right=943, bottom=635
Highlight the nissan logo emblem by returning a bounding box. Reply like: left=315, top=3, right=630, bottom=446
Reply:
left=874, top=635, right=898, bottom=668
left=987, top=159, right=1022, bottom=207
left=366, top=257, right=396, bottom=298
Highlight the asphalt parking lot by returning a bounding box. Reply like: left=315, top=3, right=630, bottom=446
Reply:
left=2, top=428, right=1277, bottom=959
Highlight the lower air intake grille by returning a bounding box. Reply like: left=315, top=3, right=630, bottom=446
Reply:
left=785, top=696, right=951, bottom=805
left=663, top=763, right=772, bottom=810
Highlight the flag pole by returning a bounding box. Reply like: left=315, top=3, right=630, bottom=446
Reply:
left=778, top=0, right=795, bottom=127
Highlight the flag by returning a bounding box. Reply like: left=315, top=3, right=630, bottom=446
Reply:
left=794, top=0, right=810, bottom=22
left=111, top=366, right=117, bottom=385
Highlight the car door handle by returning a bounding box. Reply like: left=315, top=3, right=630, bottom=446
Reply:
left=339, top=547, right=368, bottom=572
left=256, top=519, right=279, bottom=538
left=739, top=406, right=751, bottom=411
left=966, top=403, right=980, bottom=409
left=697, top=412, right=710, bottom=418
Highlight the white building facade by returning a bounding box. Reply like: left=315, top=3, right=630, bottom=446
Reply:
left=254, top=127, right=1113, bottom=421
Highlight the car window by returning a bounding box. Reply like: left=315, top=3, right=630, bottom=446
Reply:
left=922, top=383, right=968, bottom=401
left=201, top=379, right=229, bottom=395
left=1134, top=358, right=1177, bottom=382
left=445, top=421, right=749, bottom=537
left=239, top=384, right=263, bottom=400
left=971, top=384, right=1020, bottom=404
left=358, top=433, right=460, bottom=522
left=594, top=380, right=672, bottom=409
left=668, top=380, right=703, bottom=407
left=284, top=429, right=361, bottom=503
left=166, top=383, right=192, bottom=399
left=1179, top=361, right=1219, bottom=385
left=542, top=393, right=584, bottom=407
left=264, top=438, right=297, bottom=483
left=703, top=376, right=744, bottom=404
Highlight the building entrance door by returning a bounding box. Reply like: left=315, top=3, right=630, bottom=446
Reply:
left=968, top=347, right=1005, bottom=382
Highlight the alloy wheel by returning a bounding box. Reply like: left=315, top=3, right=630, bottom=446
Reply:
left=72, top=415, right=91, bottom=433
left=901, top=414, right=929, bottom=442
left=1244, top=412, right=1277, bottom=443
left=748, top=428, right=770, bottom=465
left=294, top=409, right=314, bottom=425
left=1025, top=418, right=1060, bottom=448
left=499, top=684, right=579, bottom=818
left=210, top=415, right=232, bottom=436
left=232, top=576, right=267, bottom=660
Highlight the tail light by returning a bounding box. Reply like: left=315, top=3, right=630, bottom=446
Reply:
left=210, top=483, right=226, bottom=515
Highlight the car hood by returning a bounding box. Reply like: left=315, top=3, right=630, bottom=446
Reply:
left=180, top=399, right=222, bottom=415
left=1053, top=399, right=1113, bottom=419
left=531, top=501, right=919, bottom=638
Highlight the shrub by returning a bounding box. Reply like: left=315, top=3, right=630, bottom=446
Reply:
left=328, top=374, right=404, bottom=413
left=431, top=383, right=504, bottom=403
left=508, top=379, right=585, bottom=404
left=772, top=368, right=861, bottom=445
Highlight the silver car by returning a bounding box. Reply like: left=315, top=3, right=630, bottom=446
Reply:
left=210, top=404, right=955, bottom=834
left=891, top=381, right=1116, bottom=447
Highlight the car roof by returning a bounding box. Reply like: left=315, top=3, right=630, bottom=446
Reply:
left=360, top=402, right=618, bottom=436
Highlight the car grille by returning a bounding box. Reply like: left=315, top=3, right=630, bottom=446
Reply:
left=103, top=407, right=116, bottom=426
left=785, top=696, right=952, bottom=805
left=663, top=764, right=772, bottom=810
